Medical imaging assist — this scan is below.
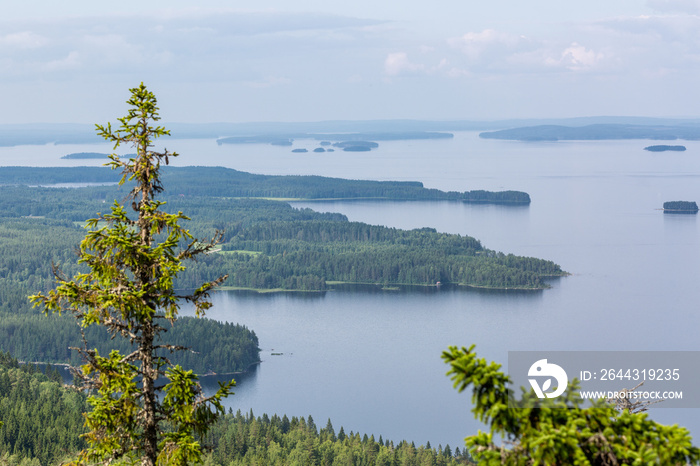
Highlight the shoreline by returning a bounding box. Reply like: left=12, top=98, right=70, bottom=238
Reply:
left=18, top=359, right=262, bottom=379
left=217, top=278, right=566, bottom=294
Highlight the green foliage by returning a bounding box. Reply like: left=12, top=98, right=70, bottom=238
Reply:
left=0, top=181, right=563, bottom=294
left=663, top=201, right=698, bottom=212
left=214, top=220, right=563, bottom=290
left=201, top=410, right=475, bottom=465
left=0, top=354, right=477, bottom=466
left=442, top=345, right=700, bottom=465
left=0, top=217, right=259, bottom=374
left=0, top=352, right=88, bottom=465
left=0, top=165, right=530, bottom=204
left=29, top=84, right=234, bottom=466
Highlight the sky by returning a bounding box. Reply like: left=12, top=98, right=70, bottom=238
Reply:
left=2, top=0, right=700, bottom=123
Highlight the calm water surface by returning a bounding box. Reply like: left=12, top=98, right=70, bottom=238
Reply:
left=5, top=133, right=700, bottom=448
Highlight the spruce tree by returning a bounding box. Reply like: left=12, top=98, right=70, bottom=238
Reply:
left=30, top=83, right=233, bottom=466
left=443, top=344, right=700, bottom=465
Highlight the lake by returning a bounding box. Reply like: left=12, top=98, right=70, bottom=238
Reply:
left=4, top=132, right=700, bottom=449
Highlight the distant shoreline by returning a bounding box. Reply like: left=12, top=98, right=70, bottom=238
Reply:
left=480, top=124, right=700, bottom=141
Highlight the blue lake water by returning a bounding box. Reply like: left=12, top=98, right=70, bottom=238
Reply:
left=5, top=132, right=700, bottom=449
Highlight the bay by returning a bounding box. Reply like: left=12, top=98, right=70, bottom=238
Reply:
left=4, top=132, right=700, bottom=449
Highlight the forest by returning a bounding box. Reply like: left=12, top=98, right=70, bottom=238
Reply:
left=0, top=166, right=531, bottom=204
left=0, top=353, right=474, bottom=465
left=0, top=182, right=560, bottom=291
left=0, top=215, right=260, bottom=374
left=663, top=201, right=699, bottom=212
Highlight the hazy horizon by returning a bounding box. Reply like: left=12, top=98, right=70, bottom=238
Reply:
left=3, top=1, right=700, bottom=124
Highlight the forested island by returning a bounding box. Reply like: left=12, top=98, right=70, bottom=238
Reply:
left=60, top=152, right=109, bottom=159
left=663, top=201, right=699, bottom=213
left=217, top=131, right=453, bottom=146
left=644, top=145, right=687, bottom=152
left=480, top=124, right=700, bottom=141
left=4, top=119, right=700, bottom=146
left=61, top=152, right=136, bottom=159
left=332, top=140, right=379, bottom=151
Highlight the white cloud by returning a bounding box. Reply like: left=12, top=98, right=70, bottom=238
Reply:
left=447, top=29, right=527, bottom=60
left=443, top=28, right=552, bottom=76
left=2, top=6, right=700, bottom=122
left=549, top=43, right=604, bottom=71
left=44, top=51, right=80, bottom=71
left=384, top=52, right=425, bottom=76
left=592, top=14, right=700, bottom=72
left=0, top=31, right=48, bottom=49
left=0, top=10, right=389, bottom=84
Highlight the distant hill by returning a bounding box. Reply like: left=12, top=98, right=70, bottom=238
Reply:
left=61, top=152, right=109, bottom=159
left=4, top=118, right=700, bottom=146
left=479, top=124, right=700, bottom=141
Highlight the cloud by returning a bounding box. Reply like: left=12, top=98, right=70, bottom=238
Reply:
left=592, top=14, right=700, bottom=71
left=45, top=51, right=80, bottom=71
left=646, top=0, right=700, bottom=14
left=443, top=29, right=554, bottom=75
left=548, top=43, right=604, bottom=71
left=0, top=10, right=388, bottom=83
left=150, top=10, right=385, bottom=37
left=447, top=29, right=528, bottom=60
left=596, top=13, right=700, bottom=42
left=384, top=52, right=425, bottom=76
left=0, top=31, right=48, bottom=49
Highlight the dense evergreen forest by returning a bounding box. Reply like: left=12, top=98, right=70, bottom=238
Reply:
left=0, top=166, right=531, bottom=204
left=663, top=201, right=699, bottom=212
left=0, top=183, right=562, bottom=291
left=0, top=352, right=88, bottom=466
left=200, top=409, right=474, bottom=465
left=214, top=220, right=562, bottom=290
left=0, top=352, right=474, bottom=465
left=0, top=215, right=260, bottom=374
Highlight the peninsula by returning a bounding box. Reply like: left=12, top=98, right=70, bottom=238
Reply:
left=0, top=166, right=531, bottom=204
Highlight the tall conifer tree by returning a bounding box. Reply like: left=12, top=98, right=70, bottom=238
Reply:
left=30, top=83, right=233, bottom=466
